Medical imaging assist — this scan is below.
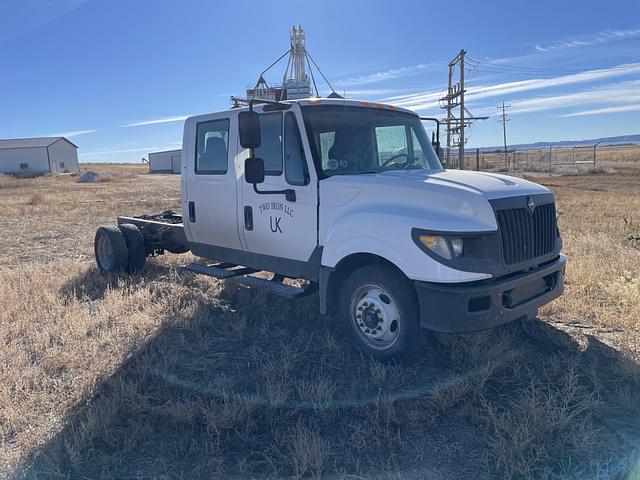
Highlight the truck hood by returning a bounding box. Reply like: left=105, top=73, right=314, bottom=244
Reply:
left=320, top=169, right=552, bottom=233
left=368, top=169, right=550, bottom=199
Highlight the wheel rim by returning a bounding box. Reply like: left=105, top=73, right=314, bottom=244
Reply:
left=350, top=283, right=401, bottom=350
left=97, top=234, right=113, bottom=270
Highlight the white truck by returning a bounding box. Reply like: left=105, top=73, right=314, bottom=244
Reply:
left=94, top=98, right=566, bottom=359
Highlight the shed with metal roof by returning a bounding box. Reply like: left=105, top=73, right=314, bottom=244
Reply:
left=0, top=137, right=79, bottom=174
left=148, top=149, right=181, bottom=174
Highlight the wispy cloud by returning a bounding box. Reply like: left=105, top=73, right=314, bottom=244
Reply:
left=384, top=63, right=640, bottom=112
left=0, top=0, right=88, bottom=43
left=563, top=103, right=640, bottom=117
left=535, top=27, right=640, bottom=52
left=343, top=88, right=412, bottom=97
left=121, top=115, right=191, bottom=128
left=334, top=64, right=436, bottom=87
left=46, top=129, right=96, bottom=138
left=467, top=79, right=640, bottom=117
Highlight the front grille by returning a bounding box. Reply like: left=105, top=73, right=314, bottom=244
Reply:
left=495, top=202, right=556, bottom=265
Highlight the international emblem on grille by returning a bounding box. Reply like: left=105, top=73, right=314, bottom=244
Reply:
left=527, top=196, right=535, bottom=215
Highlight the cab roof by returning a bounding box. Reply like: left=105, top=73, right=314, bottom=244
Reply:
left=187, top=97, right=418, bottom=124
left=292, top=97, right=418, bottom=116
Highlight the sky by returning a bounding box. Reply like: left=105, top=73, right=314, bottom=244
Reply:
left=1, top=0, right=640, bottom=163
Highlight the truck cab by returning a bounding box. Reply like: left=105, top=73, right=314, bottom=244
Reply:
left=96, top=98, right=566, bottom=360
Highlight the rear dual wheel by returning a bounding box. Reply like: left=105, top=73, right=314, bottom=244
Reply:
left=94, top=224, right=145, bottom=273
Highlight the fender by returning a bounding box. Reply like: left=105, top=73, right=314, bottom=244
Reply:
left=321, top=210, right=493, bottom=284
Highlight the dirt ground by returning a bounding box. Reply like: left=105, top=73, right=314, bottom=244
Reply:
left=1, top=164, right=639, bottom=479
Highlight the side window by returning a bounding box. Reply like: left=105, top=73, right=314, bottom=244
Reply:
left=375, top=125, right=408, bottom=165
left=195, top=118, right=229, bottom=174
left=411, top=128, right=427, bottom=163
left=318, top=131, right=336, bottom=169
left=284, top=112, right=310, bottom=186
left=254, top=112, right=282, bottom=175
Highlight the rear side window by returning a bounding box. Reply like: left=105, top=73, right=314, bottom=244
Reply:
left=195, top=118, right=229, bottom=174
left=284, top=112, right=309, bottom=186
left=254, top=112, right=283, bottom=175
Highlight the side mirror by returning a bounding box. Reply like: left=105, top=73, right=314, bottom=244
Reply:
left=239, top=111, right=261, bottom=149
left=431, top=132, right=442, bottom=160
left=245, top=157, right=265, bottom=184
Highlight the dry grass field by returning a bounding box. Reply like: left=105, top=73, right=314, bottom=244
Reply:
left=1, top=162, right=640, bottom=479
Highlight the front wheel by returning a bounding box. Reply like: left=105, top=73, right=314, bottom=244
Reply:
left=339, top=264, right=420, bottom=360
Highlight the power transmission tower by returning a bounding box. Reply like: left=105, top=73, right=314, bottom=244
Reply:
left=440, top=49, right=487, bottom=170
left=497, top=102, right=511, bottom=168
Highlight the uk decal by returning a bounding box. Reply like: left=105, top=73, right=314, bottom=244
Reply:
left=258, top=201, right=295, bottom=234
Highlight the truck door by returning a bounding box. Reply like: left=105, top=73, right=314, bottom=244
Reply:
left=183, top=114, right=242, bottom=250
left=239, top=106, right=318, bottom=262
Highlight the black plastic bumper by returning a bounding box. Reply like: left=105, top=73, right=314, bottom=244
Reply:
left=415, top=254, right=566, bottom=333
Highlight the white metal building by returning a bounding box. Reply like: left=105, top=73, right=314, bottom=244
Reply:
left=0, top=137, right=79, bottom=174
left=148, top=149, right=182, bottom=173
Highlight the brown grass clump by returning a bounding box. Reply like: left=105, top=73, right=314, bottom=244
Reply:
left=26, top=192, right=46, bottom=206
left=0, top=164, right=639, bottom=479
left=0, top=174, right=25, bottom=190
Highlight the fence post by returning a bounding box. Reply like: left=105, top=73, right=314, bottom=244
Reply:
left=476, top=148, right=480, bottom=171
left=549, top=145, right=553, bottom=173
left=593, top=143, right=598, bottom=165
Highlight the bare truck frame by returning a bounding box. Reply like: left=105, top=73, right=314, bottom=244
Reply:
left=109, top=211, right=319, bottom=299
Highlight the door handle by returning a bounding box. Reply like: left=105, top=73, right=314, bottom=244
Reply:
left=188, top=201, right=196, bottom=223
left=244, top=206, right=253, bottom=231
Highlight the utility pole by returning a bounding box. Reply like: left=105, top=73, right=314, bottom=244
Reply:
left=497, top=102, right=511, bottom=168
left=440, top=49, right=487, bottom=170
left=444, top=59, right=455, bottom=167
left=459, top=50, right=465, bottom=170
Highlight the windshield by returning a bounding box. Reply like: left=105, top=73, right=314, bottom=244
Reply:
left=302, top=105, right=443, bottom=176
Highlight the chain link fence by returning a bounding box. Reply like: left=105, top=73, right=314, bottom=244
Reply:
left=443, top=144, right=640, bottom=174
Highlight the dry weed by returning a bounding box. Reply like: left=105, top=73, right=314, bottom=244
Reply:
left=1, top=165, right=639, bottom=479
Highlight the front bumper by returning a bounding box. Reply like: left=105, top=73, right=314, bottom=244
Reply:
left=415, top=254, right=566, bottom=333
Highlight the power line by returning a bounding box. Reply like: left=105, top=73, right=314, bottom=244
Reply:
left=467, top=56, right=640, bottom=77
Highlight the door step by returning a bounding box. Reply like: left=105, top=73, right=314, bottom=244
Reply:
left=238, top=275, right=318, bottom=299
left=183, top=262, right=257, bottom=279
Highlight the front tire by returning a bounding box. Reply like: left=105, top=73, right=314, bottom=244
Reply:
left=339, top=264, right=420, bottom=360
left=94, top=226, right=129, bottom=273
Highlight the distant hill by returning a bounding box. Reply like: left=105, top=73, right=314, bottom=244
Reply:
left=469, top=134, right=640, bottom=152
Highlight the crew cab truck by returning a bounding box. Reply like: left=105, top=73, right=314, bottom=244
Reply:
left=94, top=98, right=566, bottom=360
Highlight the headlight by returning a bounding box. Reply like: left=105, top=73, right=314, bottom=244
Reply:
left=416, top=234, right=464, bottom=260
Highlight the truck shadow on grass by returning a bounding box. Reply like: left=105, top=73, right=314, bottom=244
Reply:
left=22, top=272, right=640, bottom=479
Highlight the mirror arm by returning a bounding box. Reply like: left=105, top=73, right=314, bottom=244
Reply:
left=421, top=116, right=442, bottom=155
left=252, top=183, right=296, bottom=202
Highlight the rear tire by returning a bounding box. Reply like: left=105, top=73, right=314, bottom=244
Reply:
left=339, top=264, right=420, bottom=361
left=94, top=226, right=129, bottom=273
left=118, top=223, right=146, bottom=272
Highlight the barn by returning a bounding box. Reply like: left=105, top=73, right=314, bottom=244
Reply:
left=148, top=149, right=182, bottom=174
left=0, top=137, right=79, bottom=174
